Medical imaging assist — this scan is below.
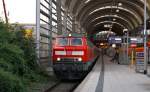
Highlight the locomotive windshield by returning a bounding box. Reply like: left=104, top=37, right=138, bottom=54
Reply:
left=71, top=38, right=82, bottom=46
left=56, top=37, right=83, bottom=46
left=56, top=38, right=68, bottom=46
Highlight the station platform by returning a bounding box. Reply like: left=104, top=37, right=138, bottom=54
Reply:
left=74, top=55, right=150, bottom=92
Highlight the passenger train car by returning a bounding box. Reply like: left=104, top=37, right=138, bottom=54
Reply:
left=52, top=33, right=99, bottom=79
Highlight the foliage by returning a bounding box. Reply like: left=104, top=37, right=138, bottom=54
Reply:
left=14, top=30, right=38, bottom=71
left=0, top=19, right=49, bottom=92
left=0, top=69, right=25, bottom=92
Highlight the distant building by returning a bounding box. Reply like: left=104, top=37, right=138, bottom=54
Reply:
left=11, top=23, right=58, bottom=39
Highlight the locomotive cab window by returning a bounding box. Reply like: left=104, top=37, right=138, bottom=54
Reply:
left=56, top=38, right=68, bottom=46
left=71, top=38, right=82, bottom=46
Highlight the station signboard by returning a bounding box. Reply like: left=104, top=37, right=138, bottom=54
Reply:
left=135, top=52, right=144, bottom=73
left=108, top=37, right=122, bottom=44
left=130, top=37, right=143, bottom=44
left=136, top=52, right=144, bottom=57
left=130, top=44, right=137, bottom=48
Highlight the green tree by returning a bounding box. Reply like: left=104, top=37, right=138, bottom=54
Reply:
left=0, top=19, right=48, bottom=92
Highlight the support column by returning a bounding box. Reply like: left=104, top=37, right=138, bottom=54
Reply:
left=144, top=0, right=148, bottom=74
left=127, top=31, right=129, bottom=64
left=64, top=10, right=68, bottom=34
left=75, top=21, right=80, bottom=33
left=36, top=0, right=41, bottom=66
left=78, top=24, right=81, bottom=33
left=81, top=28, right=86, bottom=36
left=48, top=0, right=53, bottom=66
left=57, top=0, right=62, bottom=35
left=78, top=23, right=82, bottom=34
left=72, top=16, right=76, bottom=32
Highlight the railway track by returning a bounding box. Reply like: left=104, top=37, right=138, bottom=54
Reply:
left=44, top=55, right=100, bottom=92
left=44, top=80, right=80, bottom=92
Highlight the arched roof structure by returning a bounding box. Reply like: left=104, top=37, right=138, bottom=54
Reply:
left=62, top=0, right=150, bottom=36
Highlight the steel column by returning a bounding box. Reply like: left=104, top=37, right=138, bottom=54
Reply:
left=127, top=31, right=129, bottom=64
left=48, top=0, right=53, bottom=66
left=36, top=0, right=41, bottom=66
left=72, top=16, right=76, bottom=32
left=56, top=0, right=62, bottom=35
left=144, top=0, right=147, bottom=74
left=63, top=10, right=68, bottom=34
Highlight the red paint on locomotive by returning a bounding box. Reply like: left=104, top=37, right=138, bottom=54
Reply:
left=52, top=36, right=96, bottom=63
left=52, top=34, right=99, bottom=79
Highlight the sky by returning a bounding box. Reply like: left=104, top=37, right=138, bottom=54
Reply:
left=0, top=0, right=36, bottom=24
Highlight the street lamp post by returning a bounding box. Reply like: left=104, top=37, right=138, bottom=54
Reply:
left=144, top=0, right=147, bottom=74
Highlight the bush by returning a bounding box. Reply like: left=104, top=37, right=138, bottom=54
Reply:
left=14, top=30, right=38, bottom=71
left=0, top=43, right=28, bottom=76
left=0, top=58, right=12, bottom=72
left=0, top=19, right=49, bottom=92
left=0, top=69, right=25, bottom=92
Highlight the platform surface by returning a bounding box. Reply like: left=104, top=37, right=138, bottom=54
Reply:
left=75, top=55, right=150, bottom=92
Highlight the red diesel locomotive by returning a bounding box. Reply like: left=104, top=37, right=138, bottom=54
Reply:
left=52, top=33, right=99, bottom=79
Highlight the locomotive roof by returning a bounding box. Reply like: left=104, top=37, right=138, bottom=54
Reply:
left=57, top=33, right=84, bottom=38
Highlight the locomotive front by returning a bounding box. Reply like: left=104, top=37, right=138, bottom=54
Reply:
left=52, top=34, right=97, bottom=79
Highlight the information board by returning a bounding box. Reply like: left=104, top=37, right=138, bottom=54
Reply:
left=135, top=52, right=144, bottom=73
left=109, top=37, right=122, bottom=43
left=130, top=37, right=143, bottom=43
left=136, top=52, right=144, bottom=57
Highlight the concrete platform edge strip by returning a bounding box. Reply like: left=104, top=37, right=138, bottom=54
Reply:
left=95, top=55, right=105, bottom=92
left=74, top=55, right=102, bottom=92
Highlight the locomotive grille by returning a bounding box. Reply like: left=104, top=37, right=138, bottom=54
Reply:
left=61, top=58, right=79, bottom=62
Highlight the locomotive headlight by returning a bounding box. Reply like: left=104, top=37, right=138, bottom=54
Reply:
left=55, top=51, right=66, bottom=55
left=72, top=51, right=84, bottom=55
left=57, top=58, right=61, bottom=61
left=78, top=58, right=82, bottom=61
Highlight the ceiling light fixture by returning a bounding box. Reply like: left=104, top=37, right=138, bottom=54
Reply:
left=116, top=9, right=120, bottom=12
left=118, top=3, right=122, bottom=6
left=113, top=18, right=116, bottom=21
left=85, top=0, right=91, bottom=4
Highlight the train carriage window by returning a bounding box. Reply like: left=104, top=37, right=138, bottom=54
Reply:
left=56, top=38, right=68, bottom=46
left=71, top=38, right=82, bottom=46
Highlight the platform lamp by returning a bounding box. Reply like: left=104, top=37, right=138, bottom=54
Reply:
left=144, top=0, right=147, bottom=74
